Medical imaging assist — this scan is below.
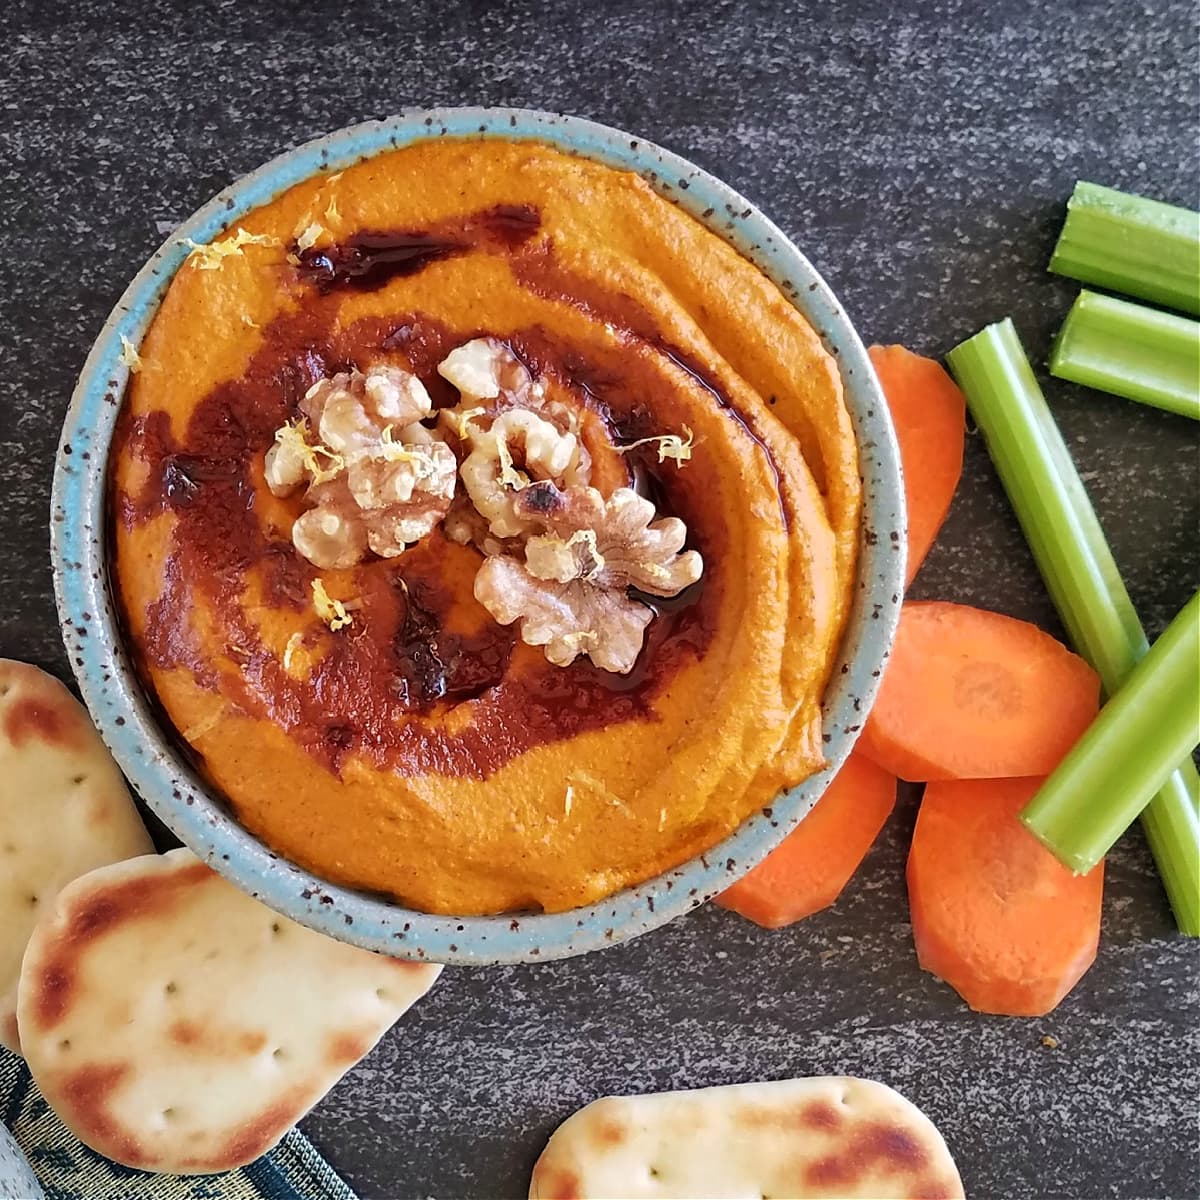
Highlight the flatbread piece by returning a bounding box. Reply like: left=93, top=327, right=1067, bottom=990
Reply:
left=0, top=660, right=153, bottom=1053
left=17, top=847, right=441, bottom=1173
left=530, top=1076, right=965, bottom=1199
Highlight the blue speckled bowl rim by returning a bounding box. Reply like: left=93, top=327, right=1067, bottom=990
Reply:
left=51, top=107, right=905, bottom=966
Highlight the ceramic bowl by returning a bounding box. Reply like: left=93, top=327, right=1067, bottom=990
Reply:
left=51, top=107, right=905, bottom=965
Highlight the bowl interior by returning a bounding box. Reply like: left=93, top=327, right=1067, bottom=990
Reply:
left=51, top=107, right=905, bottom=965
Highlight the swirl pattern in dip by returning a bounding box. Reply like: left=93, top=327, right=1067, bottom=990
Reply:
left=111, top=139, right=861, bottom=915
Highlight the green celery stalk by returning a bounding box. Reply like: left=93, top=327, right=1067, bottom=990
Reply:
left=1050, top=181, right=1200, bottom=316
left=1051, top=291, right=1200, bottom=420
left=1021, top=591, right=1200, bottom=872
left=946, top=319, right=1200, bottom=934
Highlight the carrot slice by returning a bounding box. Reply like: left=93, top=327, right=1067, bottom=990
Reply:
left=715, top=753, right=896, bottom=928
left=908, top=776, right=1104, bottom=1016
left=858, top=601, right=1100, bottom=781
left=869, top=344, right=966, bottom=586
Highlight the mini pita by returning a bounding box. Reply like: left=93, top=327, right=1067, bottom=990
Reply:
left=0, top=660, right=153, bottom=1053
left=17, top=848, right=441, bottom=1173
left=529, top=1077, right=965, bottom=1200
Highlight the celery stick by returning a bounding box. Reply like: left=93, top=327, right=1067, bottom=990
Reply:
left=946, top=319, right=1200, bottom=934
left=1051, top=291, right=1200, bottom=420
left=1050, top=181, right=1200, bottom=316
left=1020, top=591, right=1200, bottom=872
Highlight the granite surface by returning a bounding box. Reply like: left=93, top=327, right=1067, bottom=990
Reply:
left=1, top=0, right=1198, bottom=1197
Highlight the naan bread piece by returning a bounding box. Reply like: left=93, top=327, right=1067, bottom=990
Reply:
left=0, top=660, right=153, bottom=1053
left=17, top=848, right=441, bottom=1173
left=530, top=1077, right=964, bottom=1200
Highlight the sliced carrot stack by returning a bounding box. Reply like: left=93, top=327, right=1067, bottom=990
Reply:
left=858, top=601, right=1101, bottom=781
left=716, top=752, right=897, bottom=928
left=869, top=344, right=967, bottom=586
left=908, top=776, right=1104, bottom=1015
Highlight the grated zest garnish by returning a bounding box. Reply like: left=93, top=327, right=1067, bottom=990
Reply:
left=617, top=425, right=695, bottom=466
left=119, top=335, right=143, bottom=373
left=182, top=228, right=279, bottom=270
left=312, top=579, right=353, bottom=631
left=274, top=418, right=345, bottom=485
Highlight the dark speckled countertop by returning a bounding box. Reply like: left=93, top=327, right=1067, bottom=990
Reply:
left=1, top=1, right=1197, bottom=1197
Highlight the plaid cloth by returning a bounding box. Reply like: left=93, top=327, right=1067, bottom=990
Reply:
left=1, top=1047, right=356, bottom=1200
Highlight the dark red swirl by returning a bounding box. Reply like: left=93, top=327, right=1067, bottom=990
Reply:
left=111, top=215, right=728, bottom=780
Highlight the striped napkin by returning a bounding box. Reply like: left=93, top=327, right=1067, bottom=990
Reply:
left=1, top=1047, right=355, bottom=1200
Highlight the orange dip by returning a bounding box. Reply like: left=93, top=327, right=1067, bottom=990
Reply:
left=110, top=139, right=861, bottom=914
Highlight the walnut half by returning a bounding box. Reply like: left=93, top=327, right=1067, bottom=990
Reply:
left=435, top=338, right=592, bottom=545
left=459, top=408, right=591, bottom=540
left=474, top=483, right=703, bottom=674
left=265, top=365, right=456, bottom=569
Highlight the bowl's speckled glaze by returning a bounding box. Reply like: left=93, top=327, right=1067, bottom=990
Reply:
left=50, top=107, right=905, bottom=965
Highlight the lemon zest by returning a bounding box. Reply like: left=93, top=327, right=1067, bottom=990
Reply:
left=617, top=425, right=695, bottom=466
left=312, top=579, right=353, bottom=632
left=497, top=434, right=530, bottom=491
left=282, top=631, right=304, bottom=673
left=380, top=426, right=447, bottom=484
left=119, top=335, right=143, bottom=373
left=273, top=418, right=344, bottom=485
left=182, top=228, right=279, bottom=269
left=295, top=221, right=326, bottom=252
left=560, top=630, right=598, bottom=648
left=640, top=561, right=673, bottom=584
left=448, top=406, right=486, bottom=440
left=567, top=769, right=623, bottom=809
left=378, top=424, right=421, bottom=464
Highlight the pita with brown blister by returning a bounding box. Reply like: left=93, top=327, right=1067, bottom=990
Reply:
left=17, top=848, right=442, bottom=1174
left=0, top=659, right=153, bottom=1054
left=529, top=1076, right=965, bottom=1200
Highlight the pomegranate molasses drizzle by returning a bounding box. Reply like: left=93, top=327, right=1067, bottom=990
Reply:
left=110, top=203, right=792, bottom=780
